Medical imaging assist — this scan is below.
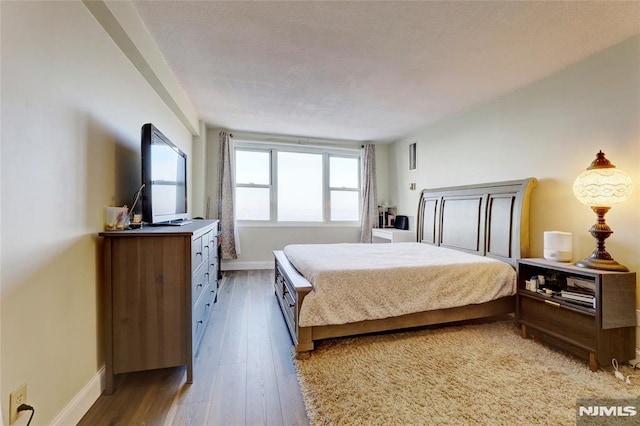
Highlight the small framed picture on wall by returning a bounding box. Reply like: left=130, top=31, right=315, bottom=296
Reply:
left=409, top=142, right=417, bottom=171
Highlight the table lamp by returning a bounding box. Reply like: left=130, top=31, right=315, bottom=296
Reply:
left=572, top=150, right=632, bottom=271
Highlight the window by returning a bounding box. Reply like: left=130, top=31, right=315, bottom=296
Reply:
left=234, top=143, right=361, bottom=223
left=277, top=152, right=323, bottom=221
left=235, top=150, right=271, bottom=220
left=329, top=156, right=360, bottom=221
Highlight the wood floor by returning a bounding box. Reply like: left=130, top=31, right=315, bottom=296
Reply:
left=79, top=270, right=309, bottom=426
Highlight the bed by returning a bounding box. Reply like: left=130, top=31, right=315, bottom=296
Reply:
left=273, top=178, right=537, bottom=356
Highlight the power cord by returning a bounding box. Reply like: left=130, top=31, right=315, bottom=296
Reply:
left=129, top=183, right=146, bottom=220
left=18, top=403, right=35, bottom=426
left=612, top=359, right=639, bottom=384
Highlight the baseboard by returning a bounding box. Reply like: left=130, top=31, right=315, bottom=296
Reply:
left=221, top=260, right=272, bottom=271
left=50, top=365, right=105, bottom=426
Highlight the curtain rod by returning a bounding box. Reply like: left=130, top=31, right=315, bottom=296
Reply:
left=234, top=139, right=361, bottom=153
left=231, top=133, right=361, bottom=152
left=230, top=130, right=361, bottom=147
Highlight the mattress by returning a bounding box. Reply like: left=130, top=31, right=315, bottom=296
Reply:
left=283, top=242, right=516, bottom=327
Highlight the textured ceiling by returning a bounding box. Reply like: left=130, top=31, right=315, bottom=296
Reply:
left=132, top=1, right=640, bottom=143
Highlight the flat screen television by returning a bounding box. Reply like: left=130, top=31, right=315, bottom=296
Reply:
left=141, top=123, right=189, bottom=225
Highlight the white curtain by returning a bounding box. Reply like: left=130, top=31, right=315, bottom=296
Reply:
left=217, top=131, right=240, bottom=259
left=360, top=144, right=378, bottom=243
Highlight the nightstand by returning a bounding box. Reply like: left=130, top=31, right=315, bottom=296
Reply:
left=371, top=228, right=416, bottom=243
left=516, top=258, right=636, bottom=371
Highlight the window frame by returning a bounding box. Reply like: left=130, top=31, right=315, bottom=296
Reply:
left=328, top=154, right=361, bottom=222
left=234, top=148, right=273, bottom=221
left=234, top=141, right=362, bottom=226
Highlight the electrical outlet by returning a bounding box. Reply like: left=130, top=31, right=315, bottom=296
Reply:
left=9, top=383, right=27, bottom=424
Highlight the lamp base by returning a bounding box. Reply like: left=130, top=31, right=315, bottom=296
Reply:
left=575, top=257, right=629, bottom=272
left=575, top=206, right=629, bottom=272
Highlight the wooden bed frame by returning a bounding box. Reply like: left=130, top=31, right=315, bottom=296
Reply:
left=273, top=178, right=537, bottom=356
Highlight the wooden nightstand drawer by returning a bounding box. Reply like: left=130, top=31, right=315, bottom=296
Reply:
left=519, top=296, right=595, bottom=350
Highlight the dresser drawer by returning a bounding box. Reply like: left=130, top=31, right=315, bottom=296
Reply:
left=201, top=232, right=212, bottom=260
left=209, top=255, right=218, bottom=286
left=191, top=236, right=204, bottom=271
left=204, top=285, right=217, bottom=314
left=203, top=231, right=217, bottom=258
left=192, top=284, right=216, bottom=351
left=192, top=290, right=208, bottom=351
left=192, top=263, right=208, bottom=304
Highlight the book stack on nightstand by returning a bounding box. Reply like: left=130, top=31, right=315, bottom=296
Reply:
left=559, top=277, right=596, bottom=309
left=516, top=258, right=636, bottom=372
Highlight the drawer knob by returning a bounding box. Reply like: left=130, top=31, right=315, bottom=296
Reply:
left=289, top=303, right=295, bottom=308
left=197, top=283, right=203, bottom=288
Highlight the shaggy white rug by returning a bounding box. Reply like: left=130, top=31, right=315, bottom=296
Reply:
left=294, top=320, right=640, bottom=425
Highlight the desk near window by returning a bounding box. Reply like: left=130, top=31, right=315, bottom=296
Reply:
left=371, top=228, right=416, bottom=243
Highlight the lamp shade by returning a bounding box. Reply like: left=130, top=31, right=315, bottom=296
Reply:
left=573, top=151, right=632, bottom=207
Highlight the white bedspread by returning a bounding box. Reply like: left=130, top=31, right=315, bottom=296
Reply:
left=283, top=243, right=516, bottom=327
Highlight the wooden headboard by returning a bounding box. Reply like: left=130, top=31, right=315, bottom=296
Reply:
left=416, top=178, right=537, bottom=266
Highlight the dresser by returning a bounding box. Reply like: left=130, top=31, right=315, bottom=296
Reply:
left=99, top=220, right=219, bottom=394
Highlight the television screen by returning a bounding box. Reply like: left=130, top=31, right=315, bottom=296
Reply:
left=141, top=123, right=189, bottom=225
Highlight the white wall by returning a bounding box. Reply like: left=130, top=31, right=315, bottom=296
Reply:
left=1, top=2, right=194, bottom=424
left=389, top=35, right=640, bottom=340
left=192, top=120, right=208, bottom=218
left=375, top=143, right=391, bottom=208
